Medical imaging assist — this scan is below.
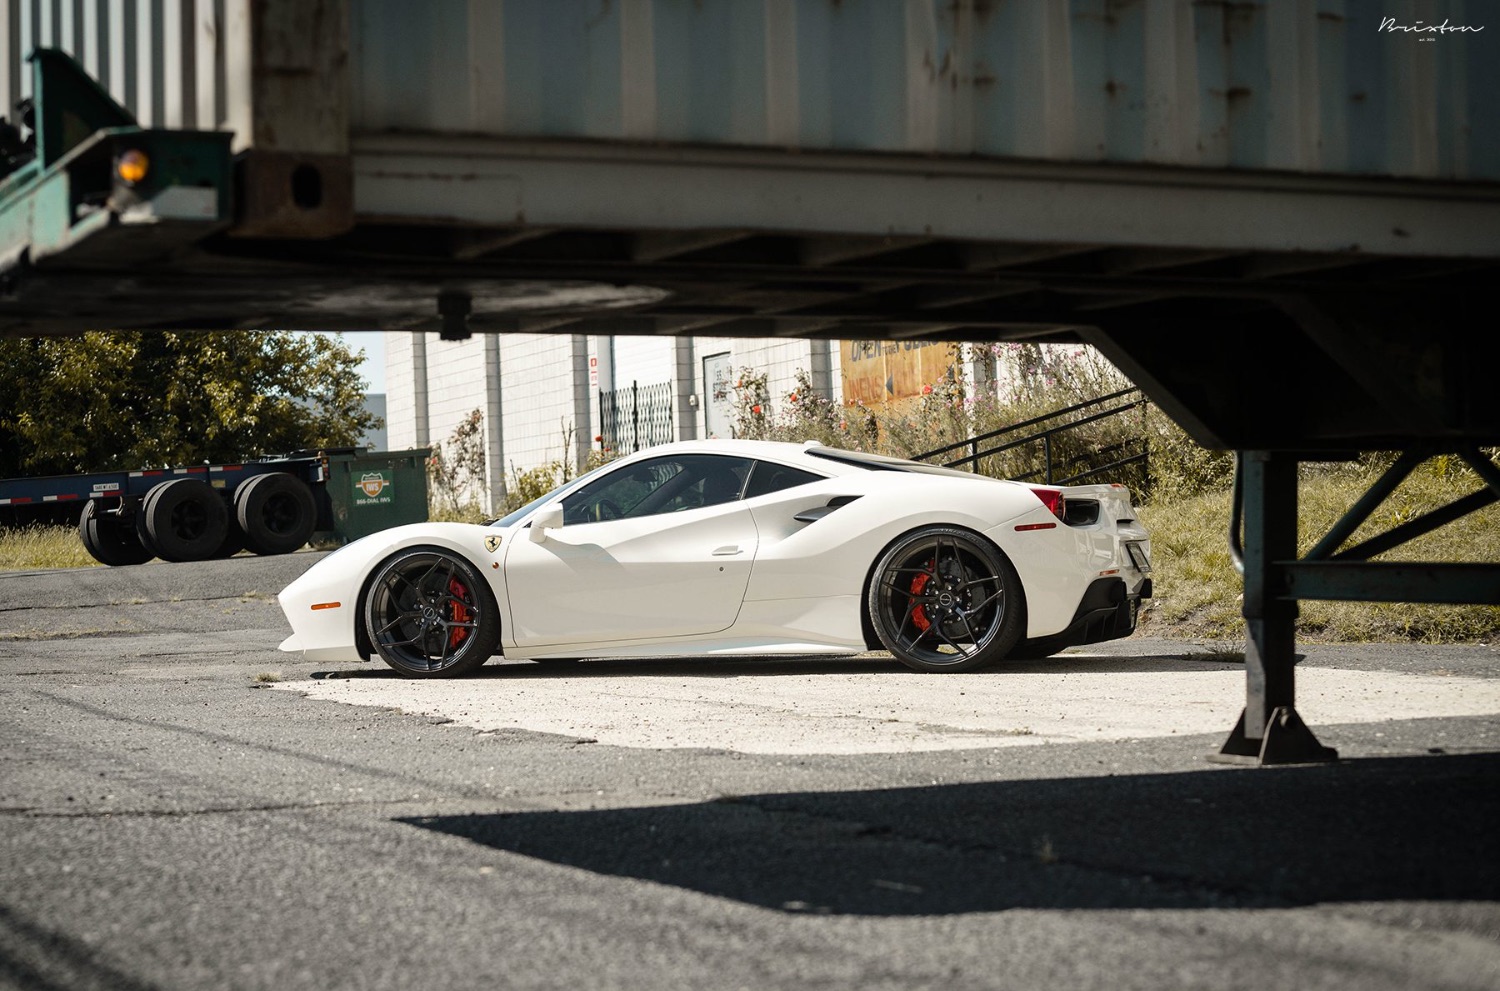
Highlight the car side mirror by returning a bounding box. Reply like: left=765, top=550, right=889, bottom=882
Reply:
left=529, top=504, right=564, bottom=542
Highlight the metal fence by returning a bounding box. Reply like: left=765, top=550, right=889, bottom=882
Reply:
left=600, top=380, right=674, bottom=454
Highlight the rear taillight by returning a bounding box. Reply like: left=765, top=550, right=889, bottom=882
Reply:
left=1032, top=487, right=1066, bottom=520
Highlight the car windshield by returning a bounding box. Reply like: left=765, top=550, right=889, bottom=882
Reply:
left=805, top=447, right=985, bottom=480
left=488, top=464, right=606, bottom=529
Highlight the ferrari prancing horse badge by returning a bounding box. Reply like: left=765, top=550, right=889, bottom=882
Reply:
left=484, top=535, right=502, bottom=553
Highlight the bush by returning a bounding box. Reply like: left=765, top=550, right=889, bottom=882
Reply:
left=427, top=409, right=487, bottom=519
left=496, top=423, right=617, bottom=518
left=726, top=344, right=1220, bottom=502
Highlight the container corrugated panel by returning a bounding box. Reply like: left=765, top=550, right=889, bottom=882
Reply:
left=2, top=1, right=1492, bottom=181
left=351, top=0, right=1497, bottom=181
left=0, top=0, right=251, bottom=140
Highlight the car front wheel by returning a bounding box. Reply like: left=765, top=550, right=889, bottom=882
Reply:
left=867, top=526, right=1023, bottom=672
left=363, top=547, right=500, bottom=678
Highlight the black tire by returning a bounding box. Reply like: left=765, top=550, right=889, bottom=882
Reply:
left=866, top=525, right=1024, bottom=672
left=134, top=489, right=160, bottom=557
left=141, top=478, right=229, bottom=563
left=363, top=547, right=500, bottom=678
left=78, top=499, right=154, bottom=566
left=235, top=472, right=316, bottom=556
left=213, top=519, right=247, bottom=559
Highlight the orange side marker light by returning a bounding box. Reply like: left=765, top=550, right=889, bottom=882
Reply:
left=311, top=602, right=341, bottom=611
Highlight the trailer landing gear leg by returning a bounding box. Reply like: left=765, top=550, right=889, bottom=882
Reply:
left=1211, top=452, right=1337, bottom=766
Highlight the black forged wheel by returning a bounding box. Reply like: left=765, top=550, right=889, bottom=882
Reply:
left=78, top=499, right=154, bottom=566
left=867, top=525, right=1024, bottom=673
left=235, top=472, right=317, bottom=556
left=141, top=478, right=229, bottom=562
left=363, top=547, right=500, bottom=678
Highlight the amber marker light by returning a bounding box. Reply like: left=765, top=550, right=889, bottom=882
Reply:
left=116, top=149, right=149, bottom=184
left=311, top=602, right=341, bottom=611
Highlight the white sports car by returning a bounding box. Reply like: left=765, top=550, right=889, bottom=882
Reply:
left=277, top=440, right=1152, bottom=677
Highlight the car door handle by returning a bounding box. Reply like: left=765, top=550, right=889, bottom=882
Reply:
left=712, top=545, right=743, bottom=556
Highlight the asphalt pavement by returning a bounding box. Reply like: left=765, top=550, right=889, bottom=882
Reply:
left=1, top=553, right=1497, bottom=990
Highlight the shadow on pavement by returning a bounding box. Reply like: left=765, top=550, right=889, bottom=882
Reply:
left=318, top=651, right=1243, bottom=681
left=401, top=752, right=1500, bottom=915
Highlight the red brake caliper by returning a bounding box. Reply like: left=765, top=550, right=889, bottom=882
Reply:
left=909, top=560, right=934, bottom=632
left=448, top=577, right=472, bottom=648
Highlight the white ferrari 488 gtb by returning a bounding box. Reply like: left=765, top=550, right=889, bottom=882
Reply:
left=278, top=440, right=1151, bottom=677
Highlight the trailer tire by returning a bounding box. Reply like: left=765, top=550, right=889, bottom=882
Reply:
left=79, top=499, right=153, bottom=567
left=142, top=478, right=229, bottom=562
left=134, top=493, right=158, bottom=556
left=214, top=519, right=246, bottom=558
left=236, top=472, right=316, bottom=556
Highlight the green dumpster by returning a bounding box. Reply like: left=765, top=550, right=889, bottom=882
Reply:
left=320, top=449, right=430, bottom=544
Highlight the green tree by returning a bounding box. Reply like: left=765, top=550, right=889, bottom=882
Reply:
left=0, top=331, right=380, bottom=476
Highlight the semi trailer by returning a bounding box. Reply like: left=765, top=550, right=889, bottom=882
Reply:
left=0, top=0, right=1494, bottom=760
left=0, top=448, right=428, bottom=566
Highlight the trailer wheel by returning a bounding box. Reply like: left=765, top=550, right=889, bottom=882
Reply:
left=236, top=472, right=316, bottom=556
left=79, top=499, right=153, bottom=567
left=214, top=519, right=246, bottom=558
left=142, top=478, right=229, bottom=562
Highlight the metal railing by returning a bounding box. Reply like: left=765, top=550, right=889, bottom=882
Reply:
left=600, top=380, right=675, bottom=453
left=915, top=387, right=1149, bottom=486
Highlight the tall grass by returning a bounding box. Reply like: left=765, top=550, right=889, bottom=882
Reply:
left=0, top=525, right=99, bottom=570
left=1140, top=457, right=1500, bottom=643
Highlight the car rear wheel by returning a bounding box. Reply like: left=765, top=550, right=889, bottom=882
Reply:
left=867, top=526, right=1023, bottom=673
left=363, top=547, right=500, bottom=678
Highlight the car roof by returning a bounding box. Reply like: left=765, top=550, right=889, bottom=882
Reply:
left=612, top=439, right=989, bottom=481
left=612, top=439, right=838, bottom=467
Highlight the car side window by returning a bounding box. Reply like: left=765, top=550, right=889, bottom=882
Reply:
left=743, top=461, right=824, bottom=498
left=561, top=455, right=752, bottom=524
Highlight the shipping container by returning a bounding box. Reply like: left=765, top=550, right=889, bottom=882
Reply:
left=4, top=0, right=1494, bottom=179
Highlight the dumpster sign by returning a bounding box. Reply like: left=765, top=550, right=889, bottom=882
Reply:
left=354, top=471, right=393, bottom=506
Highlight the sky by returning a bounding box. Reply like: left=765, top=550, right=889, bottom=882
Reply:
left=312, top=331, right=386, bottom=394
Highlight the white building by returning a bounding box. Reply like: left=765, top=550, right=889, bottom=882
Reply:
left=385, top=330, right=1008, bottom=514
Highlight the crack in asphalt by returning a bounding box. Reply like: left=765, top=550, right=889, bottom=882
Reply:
left=22, top=688, right=590, bottom=807
left=0, top=798, right=420, bottom=820
left=0, top=594, right=277, bottom=615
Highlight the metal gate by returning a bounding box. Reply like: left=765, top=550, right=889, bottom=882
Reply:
left=600, top=380, right=674, bottom=454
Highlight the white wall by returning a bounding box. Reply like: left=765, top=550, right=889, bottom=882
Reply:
left=607, top=336, right=675, bottom=390
left=385, top=331, right=894, bottom=504
left=499, top=334, right=591, bottom=477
